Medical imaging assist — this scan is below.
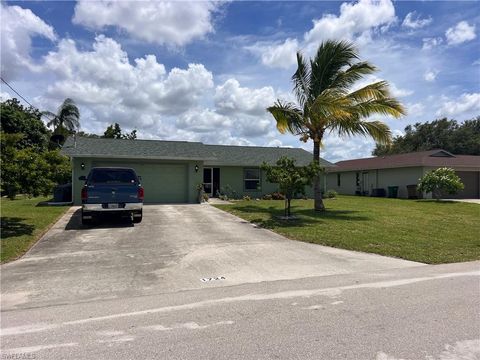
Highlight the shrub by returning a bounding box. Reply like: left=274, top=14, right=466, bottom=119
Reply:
left=218, top=184, right=239, bottom=200
left=417, top=167, right=464, bottom=200
left=271, top=192, right=285, bottom=200
left=202, top=193, right=209, bottom=202
left=325, top=189, right=338, bottom=199
left=262, top=194, right=273, bottom=200
left=242, top=195, right=251, bottom=201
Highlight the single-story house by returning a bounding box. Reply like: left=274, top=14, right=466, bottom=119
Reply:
left=62, top=136, right=333, bottom=205
left=325, top=149, right=480, bottom=199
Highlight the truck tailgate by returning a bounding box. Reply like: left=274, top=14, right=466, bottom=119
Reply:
left=86, top=184, right=139, bottom=204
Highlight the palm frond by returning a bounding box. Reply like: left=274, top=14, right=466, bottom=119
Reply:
left=41, top=111, right=59, bottom=129
left=310, top=92, right=352, bottom=123
left=310, top=40, right=359, bottom=96
left=330, top=61, right=377, bottom=92
left=292, top=52, right=311, bottom=108
left=327, top=117, right=392, bottom=145
left=57, top=98, right=80, bottom=131
left=352, top=98, right=406, bottom=119
left=267, top=100, right=307, bottom=135
left=346, top=81, right=392, bottom=103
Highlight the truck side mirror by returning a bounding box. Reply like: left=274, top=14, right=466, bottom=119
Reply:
left=78, top=176, right=86, bottom=181
left=138, top=176, right=142, bottom=181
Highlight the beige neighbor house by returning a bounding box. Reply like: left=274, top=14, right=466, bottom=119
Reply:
left=325, top=149, right=480, bottom=199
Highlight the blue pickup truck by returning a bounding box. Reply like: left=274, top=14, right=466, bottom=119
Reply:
left=79, top=167, right=144, bottom=225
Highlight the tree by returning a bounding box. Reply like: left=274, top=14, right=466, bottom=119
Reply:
left=42, top=98, right=80, bottom=134
left=0, top=98, right=50, bottom=151
left=261, top=157, right=319, bottom=217
left=103, top=123, right=137, bottom=140
left=0, top=98, right=72, bottom=199
left=267, top=40, right=405, bottom=212
left=0, top=136, right=70, bottom=199
left=417, top=167, right=464, bottom=200
left=373, top=117, right=480, bottom=156
left=76, top=131, right=100, bottom=138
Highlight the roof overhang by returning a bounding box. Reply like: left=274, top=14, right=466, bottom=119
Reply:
left=66, top=154, right=216, bottom=162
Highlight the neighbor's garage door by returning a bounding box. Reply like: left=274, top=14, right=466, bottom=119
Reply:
left=449, top=171, right=480, bottom=199
left=92, top=161, right=188, bottom=203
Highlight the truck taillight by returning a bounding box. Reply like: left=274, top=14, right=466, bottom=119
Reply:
left=138, top=187, right=144, bottom=201
left=81, top=187, right=88, bottom=201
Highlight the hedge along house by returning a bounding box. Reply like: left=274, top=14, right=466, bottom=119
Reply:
left=62, top=136, right=334, bottom=205
left=325, top=149, right=480, bottom=199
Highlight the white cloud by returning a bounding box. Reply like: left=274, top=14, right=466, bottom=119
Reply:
left=407, top=102, right=425, bottom=117
left=249, top=0, right=396, bottom=69
left=37, top=35, right=215, bottom=136
left=266, top=139, right=283, bottom=147
left=423, top=70, right=439, bottom=82
left=436, top=92, right=480, bottom=117
left=353, top=75, right=412, bottom=98
left=0, top=91, right=12, bottom=101
left=0, top=3, right=56, bottom=80
left=214, top=78, right=275, bottom=116
left=43, top=36, right=213, bottom=113
left=402, top=12, right=432, bottom=29
left=322, top=133, right=375, bottom=162
left=389, top=83, right=413, bottom=98
left=422, top=37, right=443, bottom=50
left=33, top=34, right=279, bottom=145
left=445, top=21, right=476, bottom=45
left=304, top=0, right=396, bottom=44
left=176, top=109, right=232, bottom=133
left=246, top=38, right=299, bottom=69
left=73, top=1, right=220, bottom=46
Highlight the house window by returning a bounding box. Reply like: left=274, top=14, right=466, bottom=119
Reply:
left=337, top=173, right=341, bottom=187
left=244, top=168, right=261, bottom=191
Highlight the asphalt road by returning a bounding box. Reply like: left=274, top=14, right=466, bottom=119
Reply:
left=2, top=261, right=479, bottom=359
left=1, top=205, right=479, bottom=359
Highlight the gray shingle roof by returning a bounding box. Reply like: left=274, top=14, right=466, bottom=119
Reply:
left=62, top=136, right=334, bottom=167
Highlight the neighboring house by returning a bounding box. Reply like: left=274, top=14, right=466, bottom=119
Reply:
left=325, top=150, right=480, bottom=199
left=62, top=136, right=333, bottom=205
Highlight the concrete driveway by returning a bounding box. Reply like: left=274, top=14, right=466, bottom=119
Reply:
left=1, top=204, right=422, bottom=310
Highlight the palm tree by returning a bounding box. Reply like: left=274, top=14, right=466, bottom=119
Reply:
left=267, top=40, right=406, bottom=211
left=42, top=98, right=80, bottom=133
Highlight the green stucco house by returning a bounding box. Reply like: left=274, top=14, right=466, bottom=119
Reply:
left=62, top=136, right=333, bottom=205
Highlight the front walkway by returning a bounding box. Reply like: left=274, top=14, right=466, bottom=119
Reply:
left=441, top=199, right=480, bottom=204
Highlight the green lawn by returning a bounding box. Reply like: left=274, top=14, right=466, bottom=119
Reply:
left=214, top=196, right=480, bottom=264
left=1, top=196, right=69, bottom=263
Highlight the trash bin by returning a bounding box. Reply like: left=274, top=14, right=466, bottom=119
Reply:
left=406, top=184, right=418, bottom=199
left=370, top=188, right=386, bottom=197
left=387, top=186, right=399, bottom=198
left=53, top=183, right=72, bottom=202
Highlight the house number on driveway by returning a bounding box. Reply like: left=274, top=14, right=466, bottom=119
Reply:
left=201, top=276, right=226, bottom=282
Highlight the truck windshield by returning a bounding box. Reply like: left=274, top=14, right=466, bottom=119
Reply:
left=89, top=169, right=137, bottom=184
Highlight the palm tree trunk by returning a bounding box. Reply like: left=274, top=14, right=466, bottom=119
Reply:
left=313, top=140, right=325, bottom=211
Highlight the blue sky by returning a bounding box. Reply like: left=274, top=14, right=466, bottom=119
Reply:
left=1, top=0, right=479, bottom=162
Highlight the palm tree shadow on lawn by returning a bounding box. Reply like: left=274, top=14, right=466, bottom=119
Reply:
left=228, top=204, right=371, bottom=229
left=0, top=217, right=35, bottom=238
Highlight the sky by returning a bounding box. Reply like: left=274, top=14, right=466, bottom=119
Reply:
left=1, top=0, right=479, bottom=162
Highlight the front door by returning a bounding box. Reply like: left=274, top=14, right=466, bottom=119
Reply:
left=203, top=168, right=221, bottom=197
left=361, top=172, right=369, bottom=195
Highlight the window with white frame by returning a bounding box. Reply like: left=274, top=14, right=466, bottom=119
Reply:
left=244, top=168, right=260, bottom=191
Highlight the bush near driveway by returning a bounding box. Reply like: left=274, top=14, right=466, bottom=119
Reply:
left=1, top=196, right=69, bottom=263
left=214, top=196, right=480, bottom=264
